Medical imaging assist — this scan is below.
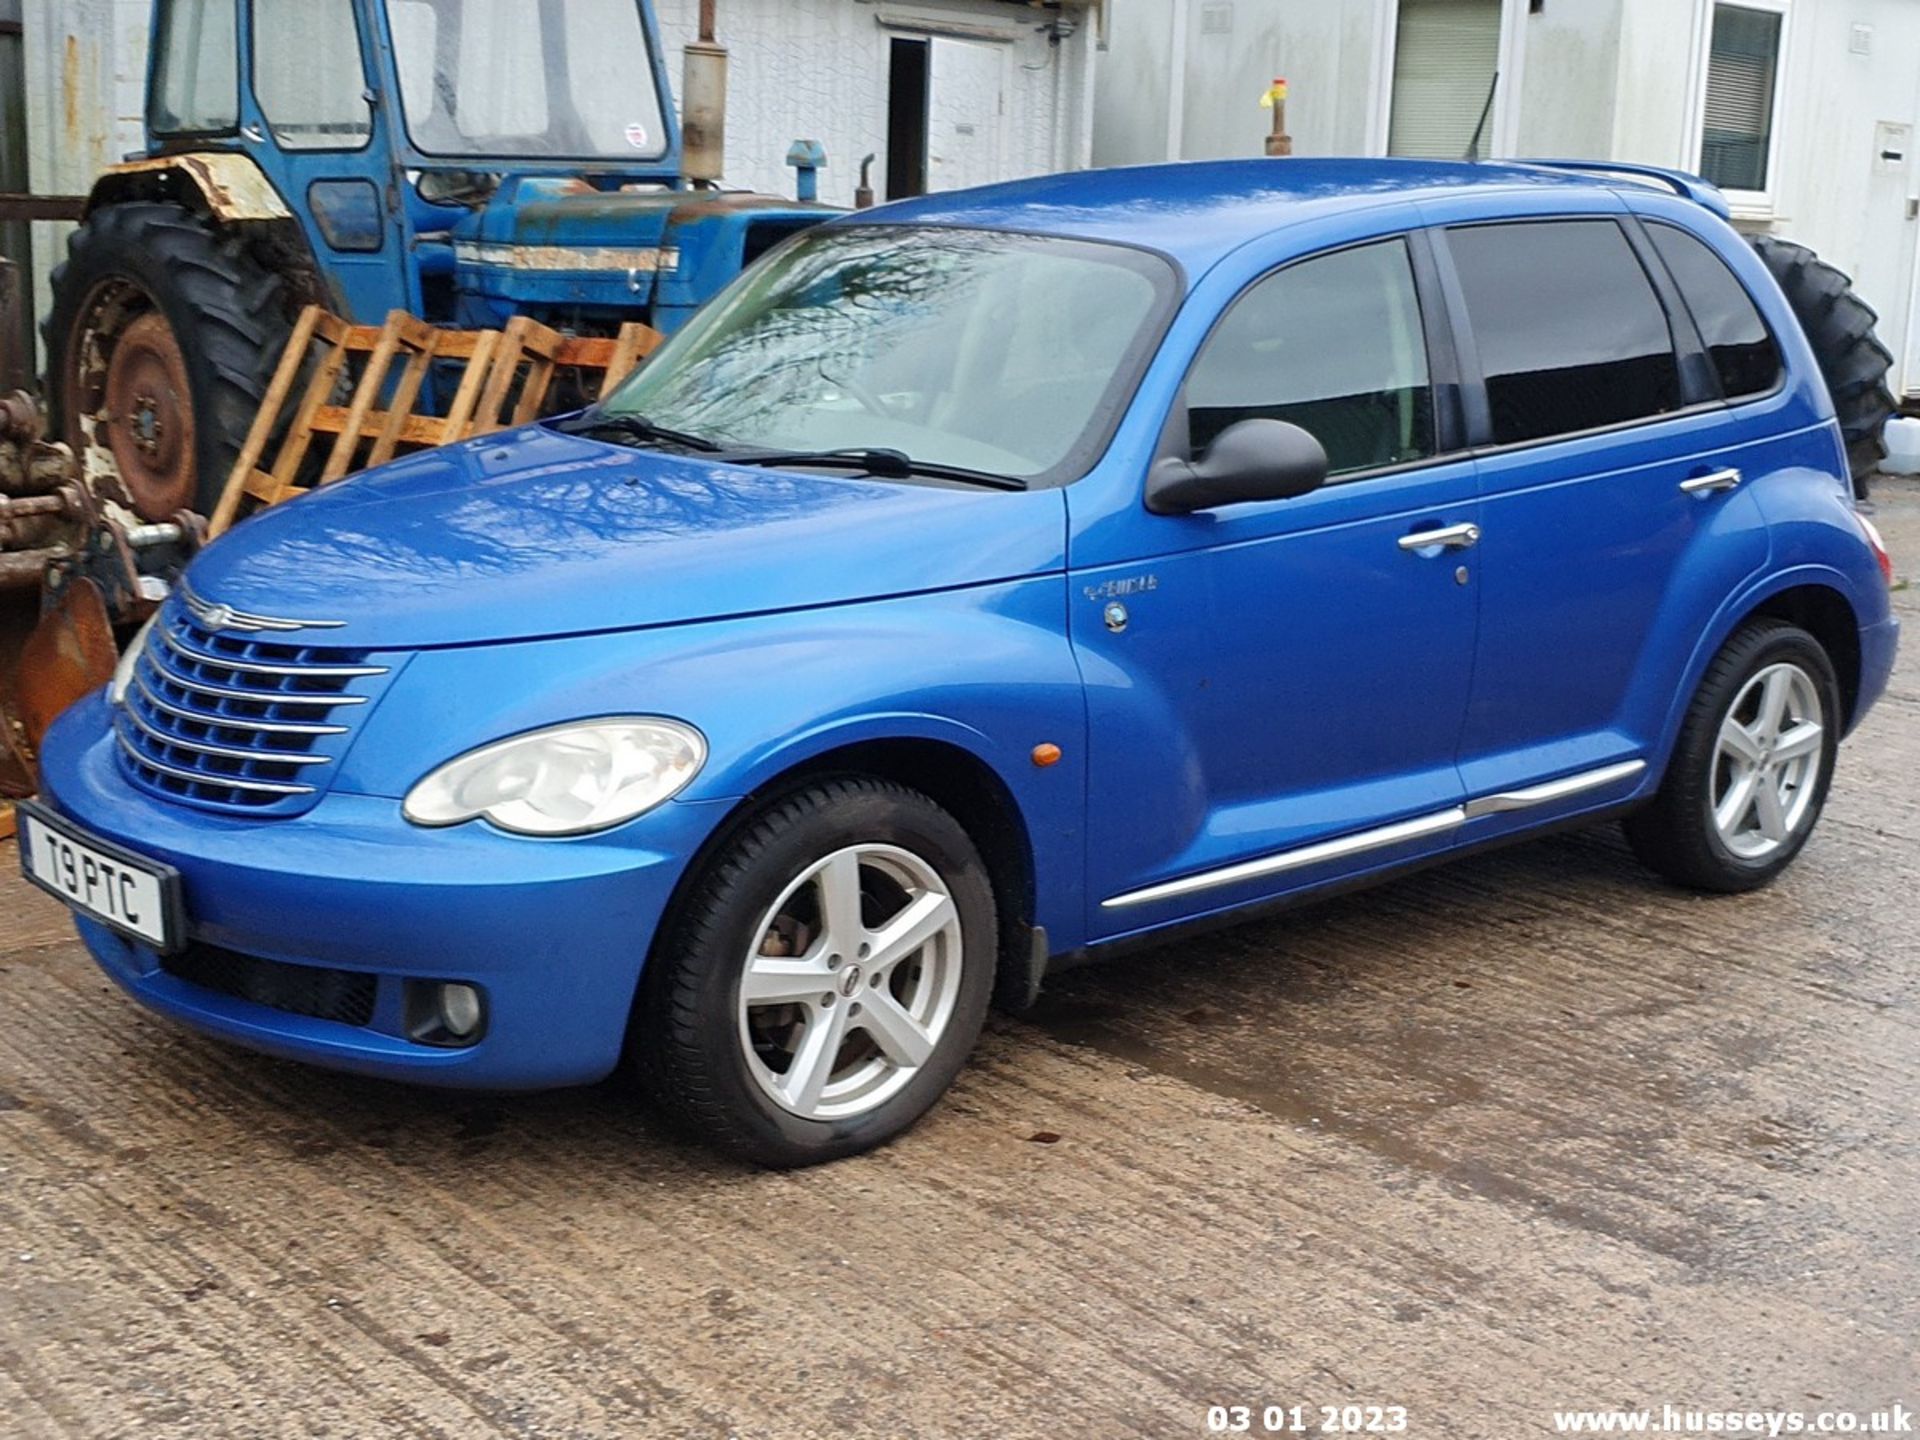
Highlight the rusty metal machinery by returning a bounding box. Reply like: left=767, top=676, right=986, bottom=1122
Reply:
left=0, top=379, right=202, bottom=800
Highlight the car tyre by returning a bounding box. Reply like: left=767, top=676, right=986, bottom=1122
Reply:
left=634, top=776, right=997, bottom=1168
left=1624, top=620, right=1841, bottom=893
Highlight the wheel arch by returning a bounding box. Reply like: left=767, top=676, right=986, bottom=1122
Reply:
left=1743, top=582, right=1862, bottom=725
left=1660, top=571, right=1866, bottom=775
left=81, top=156, right=332, bottom=314
left=658, top=731, right=1046, bottom=1015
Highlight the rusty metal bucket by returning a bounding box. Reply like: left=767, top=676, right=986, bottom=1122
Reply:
left=0, top=576, right=115, bottom=797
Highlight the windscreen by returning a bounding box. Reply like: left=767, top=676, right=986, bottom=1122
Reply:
left=600, top=226, right=1176, bottom=483
left=384, top=0, right=669, bottom=161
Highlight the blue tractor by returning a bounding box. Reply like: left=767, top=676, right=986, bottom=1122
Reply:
left=42, top=0, right=835, bottom=522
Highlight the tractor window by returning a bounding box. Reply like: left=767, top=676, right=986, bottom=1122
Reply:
left=384, top=0, right=670, bottom=163
left=150, top=0, right=239, bottom=136
left=252, top=0, right=372, bottom=151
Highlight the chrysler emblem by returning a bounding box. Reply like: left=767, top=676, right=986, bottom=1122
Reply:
left=179, top=581, right=344, bottom=634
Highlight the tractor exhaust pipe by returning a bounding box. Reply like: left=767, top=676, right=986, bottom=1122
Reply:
left=682, top=0, right=728, bottom=186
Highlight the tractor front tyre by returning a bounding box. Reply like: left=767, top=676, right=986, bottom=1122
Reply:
left=1748, top=233, right=1896, bottom=500
left=43, top=201, right=291, bottom=521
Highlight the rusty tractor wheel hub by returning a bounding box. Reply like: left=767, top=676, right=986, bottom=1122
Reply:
left=100, top=311, right=197, bottom=521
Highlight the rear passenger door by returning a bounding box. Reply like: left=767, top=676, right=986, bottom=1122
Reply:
left=1435, top=214, right=1777, bottom=825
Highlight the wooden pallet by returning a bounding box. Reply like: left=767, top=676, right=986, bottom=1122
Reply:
left=209, top=307, right=663, bottom=537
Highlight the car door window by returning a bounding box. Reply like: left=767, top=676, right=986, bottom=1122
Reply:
left=1447, top=220, right=1682, bottom=446
left=1185, top=238, right=1435, bottom=478
left=1646, top=221, right=1783, bottom=401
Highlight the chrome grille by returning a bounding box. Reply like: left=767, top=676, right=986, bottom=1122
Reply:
left=115, top=596, right=396, bottom=816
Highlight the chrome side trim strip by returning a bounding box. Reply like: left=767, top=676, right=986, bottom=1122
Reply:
left=1461, top=759, right=1647, bottom=819
left=120, top=703, right=332, bottom=766
left=1098, top=758, right=1652, bottom=912
left=158, top=625, right=386, bottom=679
left=1101, top=807, right=1466, bottom=910
left=114, top=727, right=316, bottom=797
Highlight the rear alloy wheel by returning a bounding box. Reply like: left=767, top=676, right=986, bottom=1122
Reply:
left=1625, top=621, right=1839, bottom=892
left=1708, top=662, right=1826, bottom=863
left=636, top=777, right=997, bottom=1167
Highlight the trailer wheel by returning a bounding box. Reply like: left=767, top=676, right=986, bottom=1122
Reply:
left=43, top=201, right=291, bottom=521
left=1748, top=234, right=1895, bottom=500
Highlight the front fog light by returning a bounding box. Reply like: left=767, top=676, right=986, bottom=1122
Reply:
left=403, top=717, right=706, bottom=836
left=407, top=981, right=487, bottom=1047
left=439, top=983, right=484, bottom=1039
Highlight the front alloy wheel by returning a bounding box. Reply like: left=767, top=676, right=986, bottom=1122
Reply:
left=635, top=777, right=997, bottom=1167
left=739, top=843, right=966, bottom=1120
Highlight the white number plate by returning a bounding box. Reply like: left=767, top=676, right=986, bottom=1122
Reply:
left=17, top=802, right=180, bottom=951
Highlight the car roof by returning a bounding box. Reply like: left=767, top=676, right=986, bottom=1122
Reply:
left=855, top=157, right=1669, bottom=275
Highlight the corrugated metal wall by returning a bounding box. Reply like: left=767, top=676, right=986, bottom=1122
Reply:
left=1, top=0, right=31, bottom=370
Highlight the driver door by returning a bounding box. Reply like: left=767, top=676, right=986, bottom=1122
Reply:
left=1073, top=234, right=1481, bottom=937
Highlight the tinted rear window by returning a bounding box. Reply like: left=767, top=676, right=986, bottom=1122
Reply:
left=1647, top=222, right=1783, bottom=401
left=1448, top=220, right=1682, bottom=446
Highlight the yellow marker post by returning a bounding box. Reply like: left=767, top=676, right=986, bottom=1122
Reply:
left=1261, top=78, right=1292, bottom=157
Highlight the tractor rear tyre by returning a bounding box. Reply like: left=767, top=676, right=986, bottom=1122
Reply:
left=1748, top=234, right=1895, bottom=500
left=43, top=201, right=291, bottom=521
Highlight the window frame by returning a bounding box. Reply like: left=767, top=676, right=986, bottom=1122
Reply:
left=1685, top=0, right=1792, bottom=218
left=1430, top=215, right=1724, bottom=456
left=247, top=0, right=376, bottom=155
left=146, top=0, right=241, bottom=141
left=1639, top=217, right=1788, bottom=409
left=1161, top=229, right=1466, bottom=491
left=379, top=0, right=674, bottom=166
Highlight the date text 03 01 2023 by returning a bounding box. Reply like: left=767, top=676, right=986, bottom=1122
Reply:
left=1207, top=1404, right=1412, bottom=1435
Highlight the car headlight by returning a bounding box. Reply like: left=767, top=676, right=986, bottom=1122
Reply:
left=402, top=718, right=707, bottom=836
left=109, top=613, right=160, bottom=707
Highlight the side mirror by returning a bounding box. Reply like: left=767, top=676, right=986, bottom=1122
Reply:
left=1145, top=419, right=1329, bottom=515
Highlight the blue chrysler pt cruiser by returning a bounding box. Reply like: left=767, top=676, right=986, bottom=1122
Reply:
left=25, top=160, right=1899, bottom=1166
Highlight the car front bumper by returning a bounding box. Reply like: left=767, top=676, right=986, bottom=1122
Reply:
left=36, top=692, right=729, bottom=1090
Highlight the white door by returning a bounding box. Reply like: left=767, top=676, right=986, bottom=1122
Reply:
left=927, top=38, right=1006, bottom=193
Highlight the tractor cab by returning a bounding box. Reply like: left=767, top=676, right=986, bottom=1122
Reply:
left=146, top=0, right=831, bottom=333
left=44, top=0, right=836, bottom=525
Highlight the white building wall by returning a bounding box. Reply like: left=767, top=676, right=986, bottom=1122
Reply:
left=654, top=0, right=1093, bottom=207
left=1102, top=0, right=1920, bottom=396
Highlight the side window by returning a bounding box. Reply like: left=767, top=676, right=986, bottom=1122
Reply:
left=1186, top=239, right=1435, bottom=478
left=252, top=0, right=373, bottom=152
left=1447, top=220, right=1681, bottom=446
left=1646, top=222, right=1783, bottom=401
left=150, top=0, right=239, bottom=135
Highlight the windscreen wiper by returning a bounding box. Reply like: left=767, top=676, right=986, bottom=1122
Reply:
left=556, top=411, right=725, bottom=453
left=723, top=447, right=1029, bottom=492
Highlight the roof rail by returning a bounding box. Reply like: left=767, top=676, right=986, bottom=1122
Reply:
left=1515, top=159, right=1731, bottom=220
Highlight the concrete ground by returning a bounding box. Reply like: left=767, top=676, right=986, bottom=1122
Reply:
left=2, top=482, right=1916, bottom=1440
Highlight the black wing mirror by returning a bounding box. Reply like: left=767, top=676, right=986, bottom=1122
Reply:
left=1145, top=419, right=1329, bottom=515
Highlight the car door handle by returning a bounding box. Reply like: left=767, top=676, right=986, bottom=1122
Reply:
left=1680, top=467, right=1742, bottom=495
left=1399, top=522, right=1481, bottom=553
